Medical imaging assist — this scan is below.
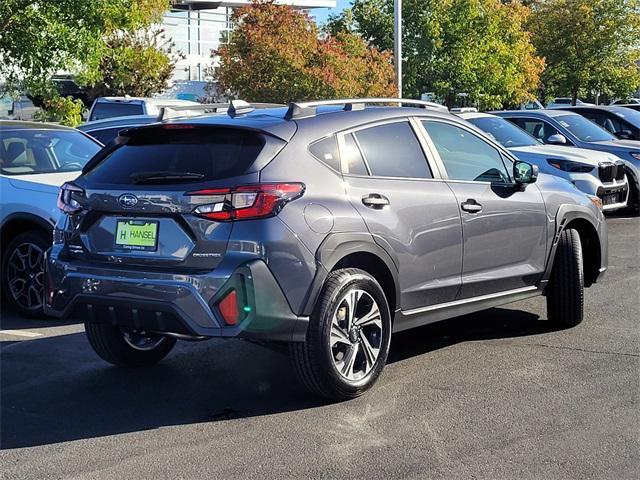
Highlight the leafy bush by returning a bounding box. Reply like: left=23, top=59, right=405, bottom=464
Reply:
left=34, top=96, right=85, bottom=127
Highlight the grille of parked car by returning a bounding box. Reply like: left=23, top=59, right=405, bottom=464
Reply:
left=615, top=161, right=626, bottom=181
left=598, top=162, right=616, bottom=183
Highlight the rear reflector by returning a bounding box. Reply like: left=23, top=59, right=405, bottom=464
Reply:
left=218, top=290, right=240, bottom=326
left=187, top=183, right=305, bottom=221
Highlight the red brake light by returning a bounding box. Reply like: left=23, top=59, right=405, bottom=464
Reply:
left=57, top=182, right=84, bottom=214
left=218, top=290, right=239, bottom=326
left=186, top=183, right=305, bottom=221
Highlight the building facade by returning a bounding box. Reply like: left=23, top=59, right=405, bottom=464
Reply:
left=165, top=1, right=335, bottom=83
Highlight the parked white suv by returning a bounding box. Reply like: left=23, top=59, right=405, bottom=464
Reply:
left=0, top=121, right=102, bottom=316
left=86, top=97, right=199, bottom=122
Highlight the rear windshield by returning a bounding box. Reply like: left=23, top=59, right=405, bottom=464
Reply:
left=90, top=102, right=144, bottom=121
left=83, top=127, right=265, bottom=185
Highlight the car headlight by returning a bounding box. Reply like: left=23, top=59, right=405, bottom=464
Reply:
left=630, top=152, right=640, bottom=161
left=547, top=159, right=594, bottom=173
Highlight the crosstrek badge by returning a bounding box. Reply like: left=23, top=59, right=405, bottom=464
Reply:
left=115, top=220, right=159, bottom=250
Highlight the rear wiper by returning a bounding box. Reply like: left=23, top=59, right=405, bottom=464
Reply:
left=130, top=171, right=205, bottom=184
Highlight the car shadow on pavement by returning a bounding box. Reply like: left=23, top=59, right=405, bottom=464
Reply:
left=1, top=306, right=558, bottom=449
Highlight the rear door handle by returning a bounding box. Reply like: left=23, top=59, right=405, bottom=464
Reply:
left=461, top=199, right=482, bottom=213
left=362, top=194, right=390, bottom=208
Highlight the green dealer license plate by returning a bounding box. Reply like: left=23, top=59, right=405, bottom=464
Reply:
left=115, top=220, right=159, bottom=251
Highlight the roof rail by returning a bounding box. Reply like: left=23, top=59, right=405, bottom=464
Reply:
left=284, top=98, right=449, bottom=120
left=158, top=101, right=286, bottom=121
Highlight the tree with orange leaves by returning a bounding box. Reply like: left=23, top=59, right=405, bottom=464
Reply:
left=212, top=1, right=396, bottom=103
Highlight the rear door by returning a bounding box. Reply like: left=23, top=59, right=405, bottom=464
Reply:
left=340, top=118, right=463, bottom=310
left=420, top=119, right=547, bottom=298
left=72, top=125, right=279, bottom=270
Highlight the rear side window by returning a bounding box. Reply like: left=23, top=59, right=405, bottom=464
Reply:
left=343, top=133, right=368, bottom=175
left=86, top=127, right=123, bottom=145
left=309, top=135, right=340, bottom=171
left=354, top=122, right=432, bottom=178
left=83, top=127, right=265, bottom=185
left=90, top=102, right=144, bottom=121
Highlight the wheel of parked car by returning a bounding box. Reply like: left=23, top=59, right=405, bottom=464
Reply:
left=290, top=268, right=392, bottom=400
left=84, top=323, right=177, bottom=367
left=2, top=230, right=50, bottom=317
left=546, top=228, right=584, bottom=327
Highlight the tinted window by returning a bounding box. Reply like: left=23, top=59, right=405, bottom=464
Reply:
left=342, top=133, right=368, bottom=175
left=508, top=118, right=560, bottom=143
left=0, top=129, right=100, bottom=175
left=554, top=114, right=615, bottom=142
left=354, top=122, right=432, bottom=178
left=86, top=127, right=124, bottom=145
left=84, top=127, right=265, bottom=185
left=581, top=112, right=625, bottom=135
left=309, top=135, right=340, bottom=171
left=611, top=108, right=640, bottom=127
left=422, top=121, right=511, bottom=183
left=90, top=102, right=144, bottom=121
left=468, top=116, right=538, bottom=148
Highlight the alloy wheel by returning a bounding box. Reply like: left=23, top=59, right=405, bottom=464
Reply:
left=329, top=288, right=383, bottom=381
left=6, top=242, right=45, bottom=311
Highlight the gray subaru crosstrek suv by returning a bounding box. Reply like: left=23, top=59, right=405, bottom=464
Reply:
left=46, top=99, right=608, bottom=400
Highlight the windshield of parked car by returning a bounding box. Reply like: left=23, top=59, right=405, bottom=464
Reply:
left=468, top=116, right=539, bottom=148
left=554, top=114, right=616, bottom=142
left=0, top=129, right=101, bottom=175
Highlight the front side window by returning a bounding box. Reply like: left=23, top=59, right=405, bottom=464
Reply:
left=0, top=130, right=101, bottom=175
left=508, top=118, right=560, bottom=143
left=353, top=122, right=432, bottom=178
left=468, top=116, right=539, bottom=148
left=422, top=121, right=511, bottom=183
left=554, top=114, right=615, bottom=142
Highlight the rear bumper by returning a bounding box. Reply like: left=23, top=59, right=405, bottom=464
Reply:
left=44, top=255, right=309, bottom=342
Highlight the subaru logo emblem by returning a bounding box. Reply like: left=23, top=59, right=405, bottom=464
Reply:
left=118, top=194, right=138, bottom=208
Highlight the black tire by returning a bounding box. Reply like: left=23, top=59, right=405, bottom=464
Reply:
left=546, top=228, right=584, bottom=327
left=85, top=322, right=177, bottom=367
left=623, top=179, right=639, bottom=216
left=1, top=230, right=50, bottom=318
left=290, top=268, right=392, bottom=400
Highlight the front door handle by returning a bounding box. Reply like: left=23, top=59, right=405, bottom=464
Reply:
left=362, top=194, right=390, bottom=208
left=461, top=199, right=482, bottom=213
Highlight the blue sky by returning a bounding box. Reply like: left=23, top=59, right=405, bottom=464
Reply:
left=311, top=0, right=350, bottom=24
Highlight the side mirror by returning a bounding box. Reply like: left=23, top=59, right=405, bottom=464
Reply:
left=514, top=161, right=538, bottom=184
left=547, top=133, right=567, bottom=145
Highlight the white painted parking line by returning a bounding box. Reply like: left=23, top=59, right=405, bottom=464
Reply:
left=0, top=330, right=43, bottom=338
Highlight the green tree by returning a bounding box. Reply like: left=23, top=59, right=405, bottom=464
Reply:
left=82, top=27, right=182, bottom=102
left=329, top=0, right=544, bottom=108
left=0, top=0, right=169, bottom=122
left=528, top=0, right=640, bottom=104
left=213, top=1, right=396, bottom=103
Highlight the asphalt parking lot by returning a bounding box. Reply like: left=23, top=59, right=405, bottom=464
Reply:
left=1, top=216, right=638, bottom=479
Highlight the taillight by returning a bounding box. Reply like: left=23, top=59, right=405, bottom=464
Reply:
left=57, top=182, right=84, bottom=215
left=186, top=183, right=305, bottom=221
left=218, top=289, right=239, bottom=326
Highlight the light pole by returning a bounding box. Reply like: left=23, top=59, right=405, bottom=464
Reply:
left=394, top=0, right=402, bottom=98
